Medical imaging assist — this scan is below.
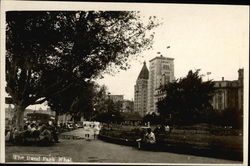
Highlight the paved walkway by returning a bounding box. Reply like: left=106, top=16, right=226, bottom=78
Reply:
left=60, top=128, right=96, bottom=139
left=5, top=128, right=242, bottom=164
left=6, top=139, right=242, bottom=164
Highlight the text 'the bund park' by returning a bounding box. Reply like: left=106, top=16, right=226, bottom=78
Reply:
left=4, top=10, right=246, bottom=164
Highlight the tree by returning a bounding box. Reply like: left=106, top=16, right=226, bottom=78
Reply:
left=143, top=112, right=163, bottom=125
left=6, top=11, right=158, bottom=129
left=69, top=82, right=96, bottom=121
left=221, top=108, right=243, bottom=129
left=47, top=81, right=95, bottom=123
left=94, top=96, right=124, bottom=123
left=91, top=87, right=125, bottom=123
left=91, top=84, right=109, bottom=117
left=157, top=70, right=215, bottom=125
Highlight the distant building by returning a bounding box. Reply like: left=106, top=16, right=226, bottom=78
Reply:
left=134, top=62, right=149, bottom=116
left=121, top=112, right=143, bottom=125
left=211, top=69, right=244, bottom=112
left=109, top=95, right=124, bottom=102
left=147, top=55, right=174, bottom=114
left=57, top=113, right=85, bottom=124
left=122, top=100, right=134, bottom=113
left=58, top=114, right=73, bottom=124
left=5, top=104, right=15, bottom=126
left=24, top=107, right=55, bottom=117
left=5, top=105, right=55, bottom=125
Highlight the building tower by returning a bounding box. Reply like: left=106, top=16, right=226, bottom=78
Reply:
left=134, top=62, right=149, bottom=116
left=238, top=68, right=244, bottom=111
left=147, top=55, right=174, bottom=114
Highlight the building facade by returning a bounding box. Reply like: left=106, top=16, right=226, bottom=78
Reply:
left=109, top=95, right=124, bottom=102
left=212, top=79, right=238, bottom=110
left=211, top=69, right=244, bottom=112
left=134, top=62, right=149, bottom=117
left=147, top=55, right=174, bottom=114
left=122, top=100, right=134, bottom=113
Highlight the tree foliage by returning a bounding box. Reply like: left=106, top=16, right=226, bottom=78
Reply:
left=220, top=108, right=243, bottom=129
left=91, top=86, right=124, bottom=123
left=143, top=112, right=164, bottom=125
left=157, top=70, right=215, bottom=125
left=6, top=11, right=158, bottom=128
left=94, top=99, right=124, bottom=123
left=46, top=81, right=95, bottom=122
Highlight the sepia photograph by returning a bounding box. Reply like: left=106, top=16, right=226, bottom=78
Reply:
left=1, top=0, right=249, bottom=164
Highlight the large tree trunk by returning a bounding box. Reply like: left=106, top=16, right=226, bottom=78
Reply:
left=13, top=105, right=26, bottom=130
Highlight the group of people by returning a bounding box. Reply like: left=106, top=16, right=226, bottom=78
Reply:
left=6, top=121, right=59, bottom=145
left=137, top=124, right=170, bottom=149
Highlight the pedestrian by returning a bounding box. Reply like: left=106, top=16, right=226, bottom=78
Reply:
left=145, top=128, right=156, bottom=144
left=39, top=125, right=52, bottom=144
left=30, top=123, right=37, bottom=132
left=165, top=125, right=170, bottom=132
left=5, top=130, right=11, bottom=142
left=136, top=128, right=146, bottom=149
left=13, top=127, right=21, bottom=143
left=153, top=124, right=161, bottom=143
left=27, top=123, right=32, bottom=131
left=20, top=125, right=29, bottom=143
left=93, top=124, right=100, bottom=139
left=47, top=122, right=59, bottom=143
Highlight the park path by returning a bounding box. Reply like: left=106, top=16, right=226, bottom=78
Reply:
left=6, top=139, right=241, bottom=164
left=5, top=128, right=242, bottom=164
left=60, top=128, right=95, bottom=139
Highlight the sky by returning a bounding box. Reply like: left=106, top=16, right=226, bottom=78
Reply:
left=95, top=4, right=249, bottom=100
left=2, top=2, right=249, bottom=109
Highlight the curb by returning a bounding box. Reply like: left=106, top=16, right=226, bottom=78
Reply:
left=98, top=134, right=135, bottom=146
left=60, top=134, right=85, bottom=140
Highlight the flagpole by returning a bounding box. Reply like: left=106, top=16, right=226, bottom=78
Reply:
left=166, top=46, right=170, bottom=57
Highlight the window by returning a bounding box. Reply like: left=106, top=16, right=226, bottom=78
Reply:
left=166, top=76, right=170, bottom=82
left=163, top=65, right=170, bottom=70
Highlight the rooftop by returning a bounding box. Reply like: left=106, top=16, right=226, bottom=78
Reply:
left=149, top=55, right=174, bottom=62
left=137, top=61, right=149, bottom=79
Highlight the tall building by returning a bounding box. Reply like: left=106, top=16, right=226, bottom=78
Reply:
left=134, top=62, right=149, bottom=116
left=147, top=55, right=174, bottom=114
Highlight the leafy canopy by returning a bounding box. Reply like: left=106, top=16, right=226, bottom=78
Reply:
left=157, top=70, right=215, bottom=125
left=6, top=11, right=158, bottom=108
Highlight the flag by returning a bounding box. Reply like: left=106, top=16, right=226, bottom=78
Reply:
left=157, top=52, right=161, bottom=54
left=207, top=72, right=211, bottom=75
left=167, top=46, right=170, bottom=49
